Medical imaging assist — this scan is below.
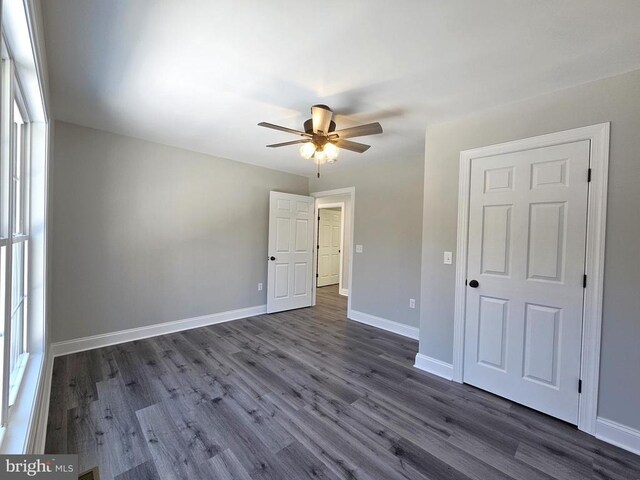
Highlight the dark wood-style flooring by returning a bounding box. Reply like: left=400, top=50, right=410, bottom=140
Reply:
left=45, top=286, right=640, bottom=479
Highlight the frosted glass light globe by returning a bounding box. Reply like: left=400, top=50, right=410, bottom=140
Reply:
left=299, top=142, right=316, bottom=159
left=324, top=142, right=339, bottom=161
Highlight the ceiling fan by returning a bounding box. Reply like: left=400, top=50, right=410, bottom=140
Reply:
left=258, top=104, right=383, bottom=176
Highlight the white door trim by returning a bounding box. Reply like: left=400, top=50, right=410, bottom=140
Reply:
left=452, top=123, right=610, bottom=435
left=310, top=187, right=355, bottom=319
left=317, top=202, right=345, bottom=292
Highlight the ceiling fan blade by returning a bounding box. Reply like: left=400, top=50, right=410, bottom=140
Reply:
left=311, top=105, right=333, bottom=134
left=266, top=139, right=311, bottom=148
left=333, top=139, right=371, bottom=153
left=258, top=122, right=311, bottom=137
left=328, top=122, right=383, bottom=140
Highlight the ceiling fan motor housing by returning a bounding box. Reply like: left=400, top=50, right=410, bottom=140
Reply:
left=304, top=118, right=336, bottom=135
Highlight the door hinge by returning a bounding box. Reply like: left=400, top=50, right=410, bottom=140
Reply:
left=465, top=279, right=468, bottom=286
left=318, top=216, right=320, bottom=221
left=583, top=274, right=587, bottom=288
left=317, top=245, right=320, bottom=249
left=316, top=273, right=319, bottom=278
left=587, top=168, right=592, bottom=182
left=578, top=379, right=582, bottom=394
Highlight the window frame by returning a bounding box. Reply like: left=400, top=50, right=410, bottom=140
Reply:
left=0, top=41, right=33, bottom=426
left=0, top=0, right=49, bottom=453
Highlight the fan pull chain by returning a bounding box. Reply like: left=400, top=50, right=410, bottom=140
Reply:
left=317, top=162, right=320, bottom=178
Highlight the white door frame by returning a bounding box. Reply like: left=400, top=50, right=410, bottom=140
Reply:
left=311, top=187, right=355, bottom=319
left=316, top=202, right=345, bottom=292
left=452, top=123, right=610, bottom=435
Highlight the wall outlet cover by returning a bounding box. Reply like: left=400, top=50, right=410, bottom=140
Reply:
left=355, top=244, right=364, bottom=253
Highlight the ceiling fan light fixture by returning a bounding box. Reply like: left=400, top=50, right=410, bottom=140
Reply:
left=260, top=105, right=382, bottom=173
left=323, top=142, right=339, bottom=161
left=314, top=147, right=327, bottom=164
left=299, top=142, right=316, bottom=159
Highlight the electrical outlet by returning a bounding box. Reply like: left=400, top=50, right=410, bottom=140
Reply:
left=257, top=283, right=263, bottom=291
left=409, top=298, right=416, bottom=309
left=356, top=244, right=364, bottom=253
left=444, top=251, right=453, bottom=265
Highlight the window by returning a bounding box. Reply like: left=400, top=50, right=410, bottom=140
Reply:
left=0, top=47, right=32, bottom=426
left=0, top=1, right=48, bottom=452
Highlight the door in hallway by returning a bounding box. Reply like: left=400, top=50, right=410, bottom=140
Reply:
left=317, top=208, right=342, bottom=287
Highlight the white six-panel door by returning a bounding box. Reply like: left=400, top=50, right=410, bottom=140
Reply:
left=463, top=140, right=590, bottom=424
left=317, top=208, right=342, bottom=287
left=267, top=191, right=315, bottom=313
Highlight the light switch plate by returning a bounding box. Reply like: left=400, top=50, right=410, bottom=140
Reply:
left=356, top=244, right=364, bottom=253
left=444, top=251, right=453, bottom=264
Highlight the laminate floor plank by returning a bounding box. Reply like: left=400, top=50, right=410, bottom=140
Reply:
left=93, top=377, right=151, bottom=477
left=66, top=401, right=100, bottom=476
left=290, top=402, right=427, bottom=480
left=515, top=441, right=594, bottom=480
left=208, top=449, right=253, bottom=480
left=111, top=342, right=160, bottom=411
left=135, top=402, right=221, bottom=480
left=272, top=442, right=342, bottom=480
left=261, top=348, right=365, bottom=404
left=303, top=395, right=435, bottom=480
left=64, top=350, right=99, bottom=410
left=445, top=428, right=558, bottom=480
left=165, top=333, right=296, bottom=455
left=44, top=356, right=68, bottom=454
left=45, top=285, right=640, bottom=480
left=114, top=460, right=161, bottom=480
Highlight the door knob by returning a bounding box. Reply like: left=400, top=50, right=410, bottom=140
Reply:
left=269, top=256, right=276, bottom=261
left=468, top=279, right=479, bottom=288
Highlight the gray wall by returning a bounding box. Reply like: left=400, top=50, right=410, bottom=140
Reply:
left=51, top=121, right=308, bottom=342
left=317, top=194, right=351, bottom=291
left=419, top=69, right=640, bottom=429
left=310, top=155, right=424, bottom=328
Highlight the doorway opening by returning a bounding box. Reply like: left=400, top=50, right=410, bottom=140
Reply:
left=311, top=188, right=355, bottom=318
left=317, top=204, right=344, bottom=290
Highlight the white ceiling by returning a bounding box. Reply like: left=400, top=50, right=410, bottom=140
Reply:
left=41, top=0, right=640, bottom=176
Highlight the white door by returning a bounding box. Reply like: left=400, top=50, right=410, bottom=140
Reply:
left=267, top=191, right=315, bottom=313
left=463, top=140, right=590, bottom=424
left=317, top=208, right=342, bottom=287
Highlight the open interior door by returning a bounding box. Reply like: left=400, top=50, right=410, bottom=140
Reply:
left=267, top=191, right=315, bottom=313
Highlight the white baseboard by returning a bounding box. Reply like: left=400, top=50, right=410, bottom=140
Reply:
left=50, top=305, right=267, bottom=357
left=339, top=288, right=349, bottom=296
left=414, top=353, right=454, bottom=381
left=595, top=417, right=640, bottom=456
left=349, top=310, right=419, bottom=340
